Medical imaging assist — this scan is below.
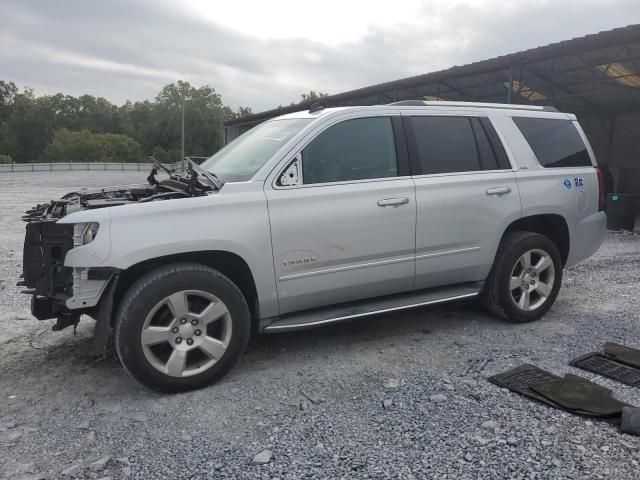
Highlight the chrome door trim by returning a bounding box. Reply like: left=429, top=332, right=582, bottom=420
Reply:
left=410, top=169, right=514, bottom=180
left=272, top=174, right=413, bottom=190
left=415, top=246, right=481, bottom=261
left=278, top=255, right=415, bottom=282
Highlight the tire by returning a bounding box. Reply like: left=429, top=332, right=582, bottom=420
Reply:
left=114, top=263, right=250, bottom=393
left=482, top=232, right=563, bottom=323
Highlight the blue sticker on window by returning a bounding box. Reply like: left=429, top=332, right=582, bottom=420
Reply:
left=573, top=177, right=584, bottom=188
left=563, top=179, right=572, bottom=190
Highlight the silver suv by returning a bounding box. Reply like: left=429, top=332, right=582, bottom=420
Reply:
left=20, top=101, right=606, bottom=392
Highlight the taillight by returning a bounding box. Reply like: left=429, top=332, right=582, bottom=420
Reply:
left=595, top=166, right=606, bottom=212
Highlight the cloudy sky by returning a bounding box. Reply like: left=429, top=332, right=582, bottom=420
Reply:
left=1, top=0, right=639, bottom=112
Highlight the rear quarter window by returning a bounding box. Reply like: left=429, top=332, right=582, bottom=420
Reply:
left=513, top=117, right=592, bottom=168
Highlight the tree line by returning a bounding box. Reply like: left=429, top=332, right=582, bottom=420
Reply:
left=0, top=80, right=253, bottom=164
left=0, top=81, right=331, bottom=165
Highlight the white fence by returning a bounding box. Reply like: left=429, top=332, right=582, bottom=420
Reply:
left=0, top=161, right=185, bottom=174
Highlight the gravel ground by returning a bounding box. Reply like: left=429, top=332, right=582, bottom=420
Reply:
left=1, top=171, right=639, bottom=480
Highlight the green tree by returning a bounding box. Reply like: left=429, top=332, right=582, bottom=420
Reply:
left=119, top=100, right=155, bottom=151
left=0, top=81, right=18, bottom=119
left=149, top=80, right=229, bottom=158
left=39, top=94, right=118, bottom=133
left=221, top=105, right=253, bottom=122
left=0, top=121, right=16, bottom=159
left=0, top=79, right=259, bottom=163
left=0, top=154, right=13, bottom=164
left=0, top=82, right=17, bottom=158
left=7, top=91, right=56, bottom=163
left=41, top=129, right=144, bottom=163
left=300, top=90, right=329, bottom=102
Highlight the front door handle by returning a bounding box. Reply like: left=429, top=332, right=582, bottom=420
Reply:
left=377, top=197, right=409, bottom=207
left=486, top=187, right=512, bottom=196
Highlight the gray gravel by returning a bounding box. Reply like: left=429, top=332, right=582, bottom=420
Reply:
left=1, top=171, right=640, bottom=479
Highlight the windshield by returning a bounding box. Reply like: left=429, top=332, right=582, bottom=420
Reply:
left=201, top=118, right=313, bottom=182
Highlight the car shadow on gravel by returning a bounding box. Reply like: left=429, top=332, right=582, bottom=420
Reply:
left=0, top=322, right=147, bottom=397
left=1, top=299, right=511, bottom=397
left=244, top=298, right=500, bottom=357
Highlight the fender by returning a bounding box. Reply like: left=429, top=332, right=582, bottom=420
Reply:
left=59, top=183, right=279, bottom=319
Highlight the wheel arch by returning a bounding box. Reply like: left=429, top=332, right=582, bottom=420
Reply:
left=502, top=214, right=570, bottom=266
left=113, top=251, right=260, bottom=323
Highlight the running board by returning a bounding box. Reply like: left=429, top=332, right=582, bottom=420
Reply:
left=263, top=282, right=481, bottom=333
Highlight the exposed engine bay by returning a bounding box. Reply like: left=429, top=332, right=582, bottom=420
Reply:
left=22, top=160, right=221, bottom=222
left=19, top=160, right=223, bottom=335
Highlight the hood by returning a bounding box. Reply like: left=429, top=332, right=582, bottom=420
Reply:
left=22, top=169, right=217, bottom=222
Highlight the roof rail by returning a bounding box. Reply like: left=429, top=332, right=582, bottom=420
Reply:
left=389, top=100, right=558, bottom=112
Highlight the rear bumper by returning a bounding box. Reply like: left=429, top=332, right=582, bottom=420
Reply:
left=566, top=211, right=607, bottom=268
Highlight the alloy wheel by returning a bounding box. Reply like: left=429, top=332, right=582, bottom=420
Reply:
left=509, top=248, right=556, bottom=312
left=140, top=290, right=232, bottom=377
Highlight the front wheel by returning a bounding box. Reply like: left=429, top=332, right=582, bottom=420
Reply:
left=114, top=263, right=250, bottom=393
left=482, top=232, right=563, bottom=323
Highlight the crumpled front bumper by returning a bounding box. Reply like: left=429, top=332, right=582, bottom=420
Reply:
left=20, top=219, right=118, bottom=321
left=20, top=221, right=74, bottom=308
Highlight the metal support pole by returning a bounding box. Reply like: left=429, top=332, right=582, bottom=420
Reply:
left=605, top=115, right=618, bottom=191
left=181, top=100, right=185, bottom=170
left=507, top=65, right=513, bottom=104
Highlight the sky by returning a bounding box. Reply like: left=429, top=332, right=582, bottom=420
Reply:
left=1, top=0, right=639, bottom=112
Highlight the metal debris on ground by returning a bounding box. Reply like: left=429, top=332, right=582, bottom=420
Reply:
left=351, top=455, right=367, bottom=470
left=464, top=358, right=492, bottom=376
left=251, top=449, right=273, bottom=465
left=383, top=379, right=400, bottom=390
left=300, top=390, right=319, bottom=404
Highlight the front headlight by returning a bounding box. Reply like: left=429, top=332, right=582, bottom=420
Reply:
left=73, top=222, right=100, bottom=246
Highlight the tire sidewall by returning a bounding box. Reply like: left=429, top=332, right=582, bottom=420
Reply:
left=115, top=263, right=250, bottom=393
left=495, top=233, right=563, bottom=323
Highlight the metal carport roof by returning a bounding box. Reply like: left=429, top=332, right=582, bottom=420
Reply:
left=225, top=24, right=640, bottom=132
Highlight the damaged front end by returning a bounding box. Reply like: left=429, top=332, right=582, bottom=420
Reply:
left=20, top=217, right=119, bottom=333
left=19, top=161, right=219, bottom=341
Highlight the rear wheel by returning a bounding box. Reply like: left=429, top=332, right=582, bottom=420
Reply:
left=482, top=232, right=562, bottom=323
left=115, top=263, right=250, bottom=392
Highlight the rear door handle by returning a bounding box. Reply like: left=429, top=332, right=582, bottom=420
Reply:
left=486, top=187, right=512, bottom=196
left=377, top=197, right=409, bottom=207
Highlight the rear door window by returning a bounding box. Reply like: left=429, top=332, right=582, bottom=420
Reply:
left=512, top=117, right=592, bottom=168
left=407, top=116, right=480, bottom=175
left=405, top=116, right=510, bottom=175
